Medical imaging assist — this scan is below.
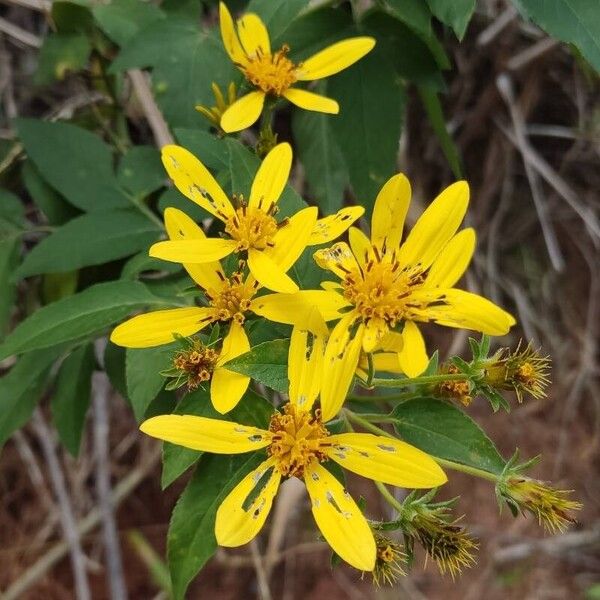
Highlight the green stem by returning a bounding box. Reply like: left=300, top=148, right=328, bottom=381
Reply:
left=371, top=373, right=469, bottom=388
left=375, top=481, right=404, bottom=513
left=348, top=391, right=419, bottom=402
left=344, top=409, right=498, bottom=483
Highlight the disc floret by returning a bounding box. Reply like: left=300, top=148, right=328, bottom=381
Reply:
left=206, top=270, right=257, bottom=324
left=167, top=338, right=219, bottom=390
left=224, top=197, right=280, bottom=252
left=241, top=45, right=298, bottom=96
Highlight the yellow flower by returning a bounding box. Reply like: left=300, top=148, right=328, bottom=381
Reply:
left=310, top=175, right=516, bottom=419
left=139, top=318, right=447, bottom=571
left=195, top=81, right=238, bottom=130
left=150, top=142, right=363, bottom=293
left=218, top=2, right=375, bottom=132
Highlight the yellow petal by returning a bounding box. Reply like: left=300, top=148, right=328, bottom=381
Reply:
left=362, top=317, right=389, bottom=353
left=212, top=322, right=251, bottom=413
left=247, top=248, right=299, bottom=293
left=215, top=458, right=281, bottom=547
left=250, top=290, right=349, bottom=326
left=348, top=226, right=371, bottom=267
left=304, top=462, right=375, bottom=571
left=282, top=88, right=339, bottom=114
left=288, top=310, right=327, bottom=412
left=313, top=242, right=360, bottom=279
left=221, top=91, right=265, bottom=133
left=425, top=228, right=476, bottom=289
left=411, top=288, right=516, bottom=335
left=139, top=414, right=270, bottom=453
left=397, top=321, right=428, bottom=378
left=371, top=173, right=411, bottom=253
left=320, top=315, right=364, bottom=421
left=326, top=433, right=447, bottom=488
left=164, top=207, right=225, bottom=291
left=149, top=239, right=237, bottom=263
left=398, top=181, right=469, bottom=271
left=378, top=330, right=404, bottom=353
left=110, top=307, right=214, bottom=348
left=296, top=37, right=376, bottom=81
left=248, top=142, right=292, bottom=209
left=371, top=352, right=403, bottom=373
left=161, top=145, right=234, bottom=219
left=309, top=206, right=365, bottom=246
left=219, top=2, right=246, bottom=65
left=236, top=13, right=270, bottom=57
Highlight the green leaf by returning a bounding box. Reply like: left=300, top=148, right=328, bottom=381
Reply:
left=51, top=343, right=95, bottom=456
left=292, top=86, right=348, bottom=213
left=167, top=391, right=271, bottom=599
left=390, top=398, right=506, bottom=475
left=0, top=347, right=64, bottom=447
left=92, top=0, right=165, bottom=46
left=329, top=51, right=405, bottom=217
left=224, top=338, right=289, bottom=393
left=22, top=162, right=79, bottom=225
left=417, top=86, right=463, bottom=178
left=511, top=0, right=600, bottom=72
left=117, top=146, right=165, bottom=197
left=34, top=33, right=91, bottom=85
left=246, top=0, right=309, bottom=43
left=17, top=119, right=130, bottom=211
left=112, top=20, right=238, bottom=128
left=104, top=341, right=128, bottom=398
left=173, top=128, right=229, bottom=171
left=0, top=280, right=168, bottom=360
left=51, top=1, right=94, bottom=34
left=16, top=209, right=162, bottom=278
left=0, top=188, right=25, bottom=231
left=126, top=345, right=172, bottom=421
left=426, top=0, right=475, bottom=40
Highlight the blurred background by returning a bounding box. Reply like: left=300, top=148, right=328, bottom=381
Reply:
left=0, top=0, right=599, bottom=598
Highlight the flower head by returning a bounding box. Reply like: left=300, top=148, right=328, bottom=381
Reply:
left=370, top=536, right=406, bottom=586
left=195, top=82, right=238, bottom=131
left=310, top=174, right=516, bottom=419
left=218, top=2, right=375, bottom=132
left=149, top=143, right=363, bottom=293
left=139, top=317, right=446, bottom=571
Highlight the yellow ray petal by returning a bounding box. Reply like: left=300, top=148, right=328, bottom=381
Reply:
left=320, top=315, right=364, bottom=421
left=304, top=462, right=376, bottom=571
left=219, top=2, right=246, bottom=65
left=398, top=321, right=428, bottom=378
left=248, top=142, right=292, bottom=209
left=149, top=239, right=237, bottom=263
left=378, top=330, right=404, bottom=353
left=425, top=228, right=476, bottom=289
left=221, top=91, right=265, bottom=133
left=212, top=322, right=251, bottom=413
left=110, top=307, right=214, bottom=348
left=348, top=226, right=371, bottom=267
left=313, top=242, right=360, bottom=279
left=371, top=173, right=411, bottom=253
left=250, top=289, right=349, bottom=326
left=266, top=206, right=318, bottom=274
left=410, top=288, right=516, bottom=335
left=371, top=352, right=403, bottom=374
left=288, top=311, right=327, bottom=412
left=362, top=317, right=389, bottom=353
left=236, top=13, right=270, bottom=57
left=309, top=206, right=365, bottom=246
left=282, top=88, right=339, bottom=114
left=398, top=180, right=469, bottom=271
left=164, top=207, right=225, bottom=291
left=326, top=433, right=447, bottom=488
left=247, top=248, right=299, bottom=293
left=139, top=414, right=270, bottom=453
left=161, top=145, right=234, bottom=219
left=296, top=37, right=376, bottom=81
left=215, top=458, right=281, bottom=547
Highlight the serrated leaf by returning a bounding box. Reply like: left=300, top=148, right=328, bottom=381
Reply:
left=51, top=343, right=95, bottom=456
left=329, top=51, right=405, bottom=217
left=426, top=0, right=475, bottom=40
left=16, top=209, right=162, bottom=278
left=0, top=281, right=169, bottom=360
left=223, top=338, right=289, bottom=393
left=117, top=146, right=165, bottom=197
left=391, top=397, right=506, bottom=474
left=93, top=0, right=165, bottom=46
left=0, top=347, right=64, bottom=447
left=17, top=119, right=130, bottom=211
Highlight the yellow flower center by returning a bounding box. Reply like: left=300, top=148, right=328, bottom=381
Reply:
left=242, top=45, right=298, bottom=96
left=267, top=404, right=329, bottom=478
left=206, top=271, right=257, bottom=324
left=342, top=254, right=426, bottom=327
left=224, top=203, right=280, bottom=252
left=515, top=362, right=536, bottom=385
